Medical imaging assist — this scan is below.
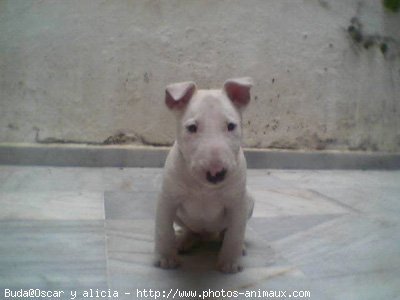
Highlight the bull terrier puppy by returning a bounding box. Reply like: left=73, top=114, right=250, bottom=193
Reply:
left=154, top=78, right=254, bottom=273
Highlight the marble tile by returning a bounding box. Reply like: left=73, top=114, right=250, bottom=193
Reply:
left=0, top=191, right=104, bottom=220
left=251, top=188, right=350, bottom=218
left=271, top=215, right=400, bottom=279
left=0, top=220, right=107, bottom=290
left=268, top=170, right=400, bottom=197
left=308, top=185, right=400, bottom=220
left=102, top=167, right=163, bottom=192
left=247, top=169, right=295, bottom=190
left=309, top=268, right=400, bottom=300
left=0, top=165, right=162, bottom=193
left=0, top=166, right=399, bottom=299
left=248, top=214, right=341, bottom=242
left=104, top=191, right=157, bottom=220
left=0, top=166, right=104, bottom=192
left=260, top=170, right=400, bottom=221
left=105, top=220, right=301, bottom=300
left=0, top=166, right=13, bottom=183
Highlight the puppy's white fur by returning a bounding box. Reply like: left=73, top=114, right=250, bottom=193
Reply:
left=154, top=78, right=254, bottom=273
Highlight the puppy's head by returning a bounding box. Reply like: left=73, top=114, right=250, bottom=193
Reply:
left=165, top=78, right=253, bottom=186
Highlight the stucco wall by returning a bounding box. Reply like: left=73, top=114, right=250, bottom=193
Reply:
left=1, top=0, right=399, bottom=151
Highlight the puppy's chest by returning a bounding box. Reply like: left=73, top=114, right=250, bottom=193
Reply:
left=176, top=192, right=227, bottom=231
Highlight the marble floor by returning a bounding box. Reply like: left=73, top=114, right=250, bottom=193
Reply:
left=0, top=166, right=399, bottom=300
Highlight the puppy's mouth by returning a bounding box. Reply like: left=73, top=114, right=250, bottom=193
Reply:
left=206, top=169, right=227, bottom=184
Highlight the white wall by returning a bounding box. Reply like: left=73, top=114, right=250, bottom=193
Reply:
left=1, top=0, right=399, bottom=151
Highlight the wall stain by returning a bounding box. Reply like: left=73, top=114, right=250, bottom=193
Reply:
left=7, top=123, right=19, bottom=130
left=347, top=17, right=398, bottom=58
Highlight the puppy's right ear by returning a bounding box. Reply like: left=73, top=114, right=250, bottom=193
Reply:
left=165, top=81, right=196, bottom=110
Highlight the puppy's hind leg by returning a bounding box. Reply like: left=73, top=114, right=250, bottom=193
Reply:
left=176, top=228, right=201, bottom=254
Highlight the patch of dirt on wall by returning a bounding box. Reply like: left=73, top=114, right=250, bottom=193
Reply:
left=103, top=131, right=172, bottom=147
left=267, top=133, right=337, bottom=151
left=348, top=138, right=379, bottom=151
left=267, top=134, right=385, bottom=152
left=347, top=16, right=399, bottom=59
left=102, top=132, right=139, bottom=145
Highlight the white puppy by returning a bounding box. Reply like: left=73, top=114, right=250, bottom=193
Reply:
left=154, top=78, right=254, bottom=273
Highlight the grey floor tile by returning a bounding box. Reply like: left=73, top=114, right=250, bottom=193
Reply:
left=102, top=167, right=163, bottom=192
left=105, top=220, right=300, bottom=300
left=0, top=220, right=107, bottom=290
left=0, top=191, right=104, bottom=221
left=309, top=185, right=400, bottom=220
left=271, top=215, right=400, bottom=279
left=0, top=166, right=399, bottom=299
left=251, top=187, right=349, bottom=218
left=104, top=191, right=157, bottom=220
left=309, top=268, right=400, bottom=300
left=249, top=214, right=341, bottom=243
left=0, top=166, right=105, bottom=192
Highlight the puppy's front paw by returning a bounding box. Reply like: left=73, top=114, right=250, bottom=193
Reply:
left=217, top=258, right=243, bottom=273
left=154, top=254, right=180, bottom=269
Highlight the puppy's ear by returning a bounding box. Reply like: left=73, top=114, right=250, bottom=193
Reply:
left=165, top=81, right=196, bottom=110
left=223, top=77, right=253, bottom=109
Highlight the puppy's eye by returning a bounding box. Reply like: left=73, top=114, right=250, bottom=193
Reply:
left=186, top=124, right=197, bottom=133
left=227, top=122, right=237, bottom=131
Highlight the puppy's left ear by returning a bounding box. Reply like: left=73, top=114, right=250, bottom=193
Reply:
left=223, top=77, right=253, bottom=109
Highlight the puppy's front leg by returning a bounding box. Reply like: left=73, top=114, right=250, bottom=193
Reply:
left=217, top=202, right=247, bottom=273
left=154, top=194, right=179, bottom=269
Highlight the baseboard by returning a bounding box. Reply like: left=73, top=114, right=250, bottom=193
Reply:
left=0, top=143, right=399, bottom=169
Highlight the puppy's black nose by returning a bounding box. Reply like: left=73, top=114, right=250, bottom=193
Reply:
left=206, top=169, right=227, bottom=184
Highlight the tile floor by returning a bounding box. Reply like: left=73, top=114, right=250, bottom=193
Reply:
left=0, top=166, right=399, bottom=300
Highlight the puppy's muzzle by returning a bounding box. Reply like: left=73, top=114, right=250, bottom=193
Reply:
left=206, top=169, right=227, bottom=184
